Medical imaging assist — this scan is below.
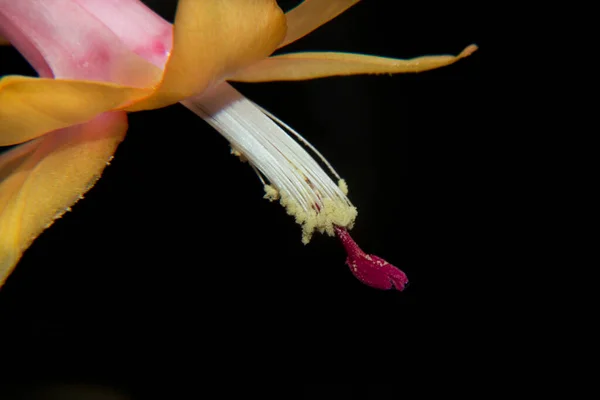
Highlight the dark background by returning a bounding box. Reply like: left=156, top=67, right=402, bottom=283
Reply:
left=0, top=0, right=482, bottom=395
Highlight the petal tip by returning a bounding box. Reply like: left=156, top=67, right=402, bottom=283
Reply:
left=460, top=44, right=478, bottom=58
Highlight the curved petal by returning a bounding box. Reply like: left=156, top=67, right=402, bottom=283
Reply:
left=0, top=0, right=162, bottom=86
left=0, top=75, right=151, bottom=146
left=278, top=0, right=360, bottom=48
left=126, top=0, right=287, bottom=111
left=0, top=111, right=127, bottom=288
left=73, top=0, right=173, bottom=69
left=230, top=45, right=478, bottom=82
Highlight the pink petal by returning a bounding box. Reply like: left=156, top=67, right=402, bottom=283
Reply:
left=0, top=0, right=165, bottom=86
left=0, top=0, right=53, bottom=77
left=73, top=0, right=172, bottom=69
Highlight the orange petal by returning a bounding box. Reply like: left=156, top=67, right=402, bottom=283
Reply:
left=278, top=0, right=360, bottom=48
left=127, top=0, right=287, bottom=111
left=0, top=35, right=9, bottom=45
left=0, top=75, right=151, bottom=146
left=230, top=45, right=478, bottom=82
left=0, top=111, right=127, bottom=287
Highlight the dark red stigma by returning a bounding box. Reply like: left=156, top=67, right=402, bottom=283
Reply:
left=334, top=226, right=408, bottom=291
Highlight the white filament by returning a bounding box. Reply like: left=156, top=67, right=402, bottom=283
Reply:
left=181, top=82, right=356, bottom=243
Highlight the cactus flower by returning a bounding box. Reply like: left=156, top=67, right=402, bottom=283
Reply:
left=0, top=0, right=476, bottom=290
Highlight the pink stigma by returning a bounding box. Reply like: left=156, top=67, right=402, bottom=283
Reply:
left=334, top=226, right=408, bottom=291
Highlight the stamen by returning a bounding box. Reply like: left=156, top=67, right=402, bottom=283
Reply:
left=181, top=83, right=357, bottom=244
left=181, top=82, right=407, bottom=291
left=253, top=102, right=343, bottom=181
left=334, top=226, right=408, bottom=291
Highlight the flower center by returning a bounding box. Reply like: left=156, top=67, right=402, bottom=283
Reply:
left=181, top=82, right=407, bottom=291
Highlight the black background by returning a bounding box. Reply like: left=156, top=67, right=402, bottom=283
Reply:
left=0, top=0, right=482, bottom=395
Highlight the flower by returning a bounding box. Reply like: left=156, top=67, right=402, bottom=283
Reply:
left=0, top=0, right=476, bottom=290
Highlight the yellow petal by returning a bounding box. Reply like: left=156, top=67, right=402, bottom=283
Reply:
left=127, top=0, right=287, bottom=111
left=279, top=0, right=360, bottom=48
left=0, top=111, right=127, bottom=288
left=0, top=75, right=151, bottom=146
left=231, top=44, right=478, bottom=82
